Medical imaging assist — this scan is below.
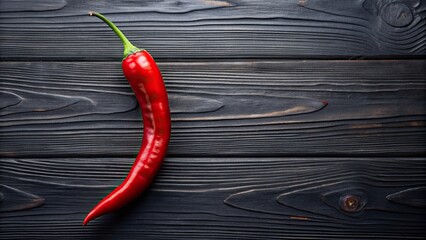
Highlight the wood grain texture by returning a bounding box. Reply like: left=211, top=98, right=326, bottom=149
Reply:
left=1, top=1, right=425, bottom=239
left=0, top=0, right=425, bottom=61
left=1, top=60, right=425, bottom=157
left=0, top=157, right=425, bottom=239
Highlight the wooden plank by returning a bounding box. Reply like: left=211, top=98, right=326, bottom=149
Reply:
left=0, top=0, right=425, bottom=60
left=0, top=157, right=425, bottom=239
left=1, top=60, right=425, bottom=157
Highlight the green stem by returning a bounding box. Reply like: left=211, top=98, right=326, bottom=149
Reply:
left=89, top=11, right=140, bottom=59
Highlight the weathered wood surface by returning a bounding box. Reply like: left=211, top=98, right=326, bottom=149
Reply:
left=1, top=60, right=425, bottom=157
left=0, top=0, right=425, bottom=61
left=1, top=0, right=426, bottom=239
left=1, top=157, right=425, bottom=239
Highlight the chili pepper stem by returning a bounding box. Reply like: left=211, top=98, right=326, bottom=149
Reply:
left=89, top=11, right=140, bottom=59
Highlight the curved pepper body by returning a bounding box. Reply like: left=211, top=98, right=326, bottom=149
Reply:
left=83, top=13, right=171, bottom=225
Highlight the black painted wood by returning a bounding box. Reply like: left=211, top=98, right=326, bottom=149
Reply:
left=0, top=157, right=425, bottom=239
left=0, top=0, right=425, bottom=61
left=1, top=0, right=425, bottom=239
left=1, top=60, right=425, bottom=157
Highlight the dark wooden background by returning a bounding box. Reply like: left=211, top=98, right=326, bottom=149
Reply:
left=1, top=0, right=425, bottom=239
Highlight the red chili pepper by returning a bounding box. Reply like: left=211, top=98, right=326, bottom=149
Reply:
left=83, top=12, right=171, bottom=225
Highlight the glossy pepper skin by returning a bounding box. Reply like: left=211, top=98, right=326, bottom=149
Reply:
left=83, top=12, right=171, bottom=225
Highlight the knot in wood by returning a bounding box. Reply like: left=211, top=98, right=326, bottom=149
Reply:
left=340, top=194, right=362, bottom=212
left=381, top=2, right=413, bottom=27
